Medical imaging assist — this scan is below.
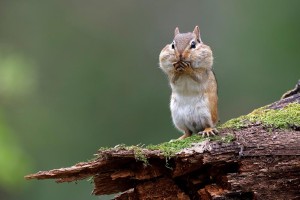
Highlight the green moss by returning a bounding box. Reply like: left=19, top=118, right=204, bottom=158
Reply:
left=128, top=145, right=149, bottom=165
left=97, top=134, right=235, bottom=163
left=147, top=134, right=234, bottom=158
left=147, top=135, right=206, bottom=158
left=220, top=102, right=300, bottom=129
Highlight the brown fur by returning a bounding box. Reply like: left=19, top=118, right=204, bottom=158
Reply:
left=206, top=71, right=218, bottom=125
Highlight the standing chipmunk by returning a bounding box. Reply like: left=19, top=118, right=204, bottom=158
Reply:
left=159, top=26, right=218, bottom=140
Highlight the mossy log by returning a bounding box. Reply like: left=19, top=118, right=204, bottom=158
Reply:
left=25, top=81, right=300, bottom=200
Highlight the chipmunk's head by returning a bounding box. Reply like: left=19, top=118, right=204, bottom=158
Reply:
left=159, top=26, right=213, bottom=73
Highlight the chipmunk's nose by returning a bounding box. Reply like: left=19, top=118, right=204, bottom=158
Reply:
left=176, top=52, right=185, bottom=61
left=179, top=54, right=183, bottom=60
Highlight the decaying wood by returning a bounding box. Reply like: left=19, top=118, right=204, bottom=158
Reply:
left=25, top=82, right=300, bottom=200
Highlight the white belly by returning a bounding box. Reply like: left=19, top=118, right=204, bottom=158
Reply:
left=170, top=94, right=211, bottom=133
left=169, top=75, right=212, bottom=133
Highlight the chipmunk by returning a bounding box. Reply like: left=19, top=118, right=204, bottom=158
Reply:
left=159, top=26, right=218, bottom=140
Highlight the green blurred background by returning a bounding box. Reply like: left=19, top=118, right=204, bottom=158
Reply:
left=0, top=1, right=299, bottom=199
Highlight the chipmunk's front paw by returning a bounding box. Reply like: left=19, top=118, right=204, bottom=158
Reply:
left=198, top=128, right=218, bottom=137
left=173, top=61, right=191, bottom=72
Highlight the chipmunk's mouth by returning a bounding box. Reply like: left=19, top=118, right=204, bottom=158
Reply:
left=173, top=61, right=191, bottom=72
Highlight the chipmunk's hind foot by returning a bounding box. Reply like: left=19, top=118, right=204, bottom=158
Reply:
left=198, top=127, right=218, bottom=137
left=176, top=130, right=193, bottom=140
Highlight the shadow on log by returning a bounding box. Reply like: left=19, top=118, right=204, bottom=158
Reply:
left=25, top=81, right=300, bottom=200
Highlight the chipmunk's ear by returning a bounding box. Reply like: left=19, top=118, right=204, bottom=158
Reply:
left=193, top=26, right=202, bottom=43
left=174, top=27, right=180, bottom=37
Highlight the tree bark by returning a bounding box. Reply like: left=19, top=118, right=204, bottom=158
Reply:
left=25, top=81, right=300, bottom=200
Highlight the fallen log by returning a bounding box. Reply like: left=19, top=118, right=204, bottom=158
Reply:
left=25, top=81, right=300, bottom=200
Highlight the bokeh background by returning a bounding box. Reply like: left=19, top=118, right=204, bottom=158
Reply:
left=0, top=1, right=299, bottom=199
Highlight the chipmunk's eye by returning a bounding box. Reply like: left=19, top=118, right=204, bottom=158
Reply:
left=171, top=43, right=175, bottom=49
left=190, top=41, right=196, bottom=49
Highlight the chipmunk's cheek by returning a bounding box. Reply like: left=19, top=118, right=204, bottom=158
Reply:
left=189, top=55, right=199, bottom=68
left=160, top=57, right=176, bottom=71
left=190, top=53, right=196, bottom=61
left=191, top=59, right=201, bottom=68
left=160, top=54, right=172, bottom=63
left=191, top=61, right=199, bottom=68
